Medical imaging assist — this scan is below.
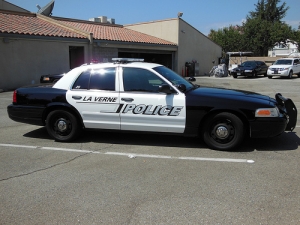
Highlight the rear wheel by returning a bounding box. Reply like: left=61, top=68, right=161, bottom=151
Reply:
left=201, top=112, right=245, bottom=151
left=46, top=110, right=81, bottom=142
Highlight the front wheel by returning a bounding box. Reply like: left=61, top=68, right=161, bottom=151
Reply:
left=288, top=70, right=293, bottom=79
left=46, top=110, right=81, bottom=142
left=201, top=112, right=245, bottom=151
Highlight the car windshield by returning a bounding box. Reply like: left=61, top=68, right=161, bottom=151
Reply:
left=274, top=59, right=293, bottom=65
left=153, top=66, right=195, bottom=92
left=241, top=61, right=256, bottom=67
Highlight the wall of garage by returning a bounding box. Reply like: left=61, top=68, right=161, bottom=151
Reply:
left=125, top=18, right=222, bottom=76
left=0, top=36, right=89, bottom=90
left=177, top=19, right=222, bottom=76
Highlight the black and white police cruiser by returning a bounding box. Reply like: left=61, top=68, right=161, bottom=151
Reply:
left=7, top=58, right=297, bottom=150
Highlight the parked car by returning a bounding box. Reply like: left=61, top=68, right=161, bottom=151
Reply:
left=267, top=58, right=300, bottom=79
left=7, top=58, right=297, bottom=151
left=40, top=73, right=65, bottom=83
left=231, top=61, right=268, bottom=78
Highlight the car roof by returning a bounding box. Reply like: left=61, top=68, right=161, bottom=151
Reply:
left=53, top=61, right=163, bottom=90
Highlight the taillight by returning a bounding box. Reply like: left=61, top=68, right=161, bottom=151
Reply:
left=13, top=90, right=17, bottom=103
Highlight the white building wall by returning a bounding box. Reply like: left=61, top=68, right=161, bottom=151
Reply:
left=125, top=18, right=222, bottom=75
left=0, top=37, right=89, bottom=90
left=125, top=19, right=179, bottom=44
left=178, top=19, right=222, bottom=76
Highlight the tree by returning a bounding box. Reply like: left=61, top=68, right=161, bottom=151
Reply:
left=208, top=26, right=244, bottom=54
left=208, top=0, right=293, bottom=56
left=243, top=0, right=292, bottom=56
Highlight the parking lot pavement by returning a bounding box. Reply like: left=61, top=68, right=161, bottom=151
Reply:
left=0, top=77, right=300, bottom=224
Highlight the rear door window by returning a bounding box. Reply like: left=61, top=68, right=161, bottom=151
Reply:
left=72, top=68, right=116, bottom=90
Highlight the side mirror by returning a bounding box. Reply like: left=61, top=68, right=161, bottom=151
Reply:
left=158, top=84, right=173, bottom=94
left=188, top=77, right=196, bottom=82
left=176, top=84, right=186, bottom=92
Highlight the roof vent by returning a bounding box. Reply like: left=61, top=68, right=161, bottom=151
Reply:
left=98, top=16, right=107, bottom=23
left=107, top=18, right=115, bottom=24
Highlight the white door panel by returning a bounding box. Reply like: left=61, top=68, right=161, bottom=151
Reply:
left=119, top=92, right=186, bottom=133
left=66, top=91, right=120, bottom=129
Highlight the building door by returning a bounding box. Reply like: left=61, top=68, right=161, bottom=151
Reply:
left=69, top=46, right=84, bottom=69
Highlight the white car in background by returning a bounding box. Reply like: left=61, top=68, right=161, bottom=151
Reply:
left=267, top=58, right=300, bottom=79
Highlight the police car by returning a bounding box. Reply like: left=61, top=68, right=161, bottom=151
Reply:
left=7, top=58, right=297, bottom=151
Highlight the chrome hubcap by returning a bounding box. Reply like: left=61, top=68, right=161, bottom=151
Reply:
left=215, top=126, right=229, bottom=139
left=57, top=119, right=67, bottom=132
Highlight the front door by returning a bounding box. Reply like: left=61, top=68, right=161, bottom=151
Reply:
left=119, top=67, right=186, bottom=133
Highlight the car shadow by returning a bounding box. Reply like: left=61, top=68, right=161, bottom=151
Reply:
left=23, top=127, right=300, bottom=152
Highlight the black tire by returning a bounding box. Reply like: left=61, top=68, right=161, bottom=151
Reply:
left=233, top=75, right=237, bottom=78
left=46, top=110, right=81, bottom=142
left=252, top=71, right=257, bottom=78
left=268, top=75, right=272, bottom=79
left=201, top=112, right=245, bottom=151
left=288, top=70, right=293, bottom=79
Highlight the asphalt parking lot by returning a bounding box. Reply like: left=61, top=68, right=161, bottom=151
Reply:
left=0, top=75, right=299, bottom=225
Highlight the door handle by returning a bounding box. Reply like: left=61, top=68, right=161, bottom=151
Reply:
left=121, top=98, right=134, bottom=102
left=72, top=96, right=82, bottom=100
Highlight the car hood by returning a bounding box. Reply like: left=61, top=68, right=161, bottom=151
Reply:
left=269, top=65, right=292, bottom=69
left=188, top=86, right=272, bottom=102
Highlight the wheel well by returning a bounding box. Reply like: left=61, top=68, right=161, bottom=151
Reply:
left=198, top=110, right=250, bottom=136
left=42, top=106, right=84, bottom=128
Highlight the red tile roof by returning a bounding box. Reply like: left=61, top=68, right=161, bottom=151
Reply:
left=0, top=10, right=176, bottom=46
left=0, top=11, right=86, bottom=38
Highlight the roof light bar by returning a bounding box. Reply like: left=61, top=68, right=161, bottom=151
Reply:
left=112, top=58, right=144, bottom=63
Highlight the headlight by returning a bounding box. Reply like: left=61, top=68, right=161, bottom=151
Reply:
left=255, top=107, right=279, bottom=117
left=279, top=68, right=289, bottom=71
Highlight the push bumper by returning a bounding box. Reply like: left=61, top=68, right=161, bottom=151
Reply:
left=275, top=93, right=297, bottom=131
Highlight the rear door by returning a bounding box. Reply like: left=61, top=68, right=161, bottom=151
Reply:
left=119, top=67, right=186, bottom=133
left=66, top=67, right=121, bottom=129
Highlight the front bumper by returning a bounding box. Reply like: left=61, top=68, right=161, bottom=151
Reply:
left=250, top=93, right=297, bottom=138
left=250, top=117, right=287, bottom=138
left=267, top=69, right=289, bottom=76
left=232, top=71, right=253, bottom=76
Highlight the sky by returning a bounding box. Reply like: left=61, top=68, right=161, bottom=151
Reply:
left=6, top=0, right=300, bottom=35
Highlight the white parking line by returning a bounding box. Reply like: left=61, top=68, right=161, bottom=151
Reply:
left=0, top=143, right=254, bottom=164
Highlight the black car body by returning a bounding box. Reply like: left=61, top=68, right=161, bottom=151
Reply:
left=231, top=61, right=268, bottom=78
left=7, top=59, right=297, bottom=151
left=40, top=73, right=64, bottom=83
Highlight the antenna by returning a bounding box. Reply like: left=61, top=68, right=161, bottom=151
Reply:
left=37, top=0, right=55, bottom=16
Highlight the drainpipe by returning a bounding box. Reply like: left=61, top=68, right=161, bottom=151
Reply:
left=88, top=33, right=93, bottom=63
